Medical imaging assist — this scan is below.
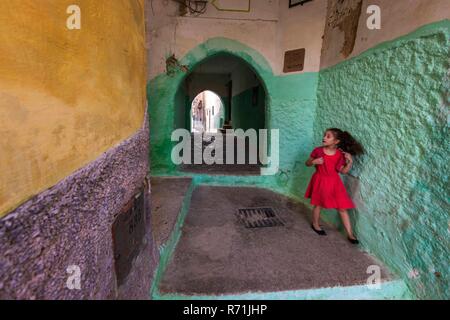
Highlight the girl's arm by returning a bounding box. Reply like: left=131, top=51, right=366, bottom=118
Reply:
left=339, top=153, right=353, bottom=174
left=306, top=157, right=323, bottom=167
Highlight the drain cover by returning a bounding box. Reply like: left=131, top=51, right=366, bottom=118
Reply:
left=236, top=207, right=284, bottom=228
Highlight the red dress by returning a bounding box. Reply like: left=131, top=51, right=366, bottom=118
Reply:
left=304, top=147, right=355, bottom=209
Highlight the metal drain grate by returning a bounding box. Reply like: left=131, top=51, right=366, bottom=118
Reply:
left=236, top=207, right=284, bottom=228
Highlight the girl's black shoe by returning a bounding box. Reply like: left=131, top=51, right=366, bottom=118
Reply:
left=311, top=224, right=327, bottom=236
left=348, top=237, right=359, bottom=244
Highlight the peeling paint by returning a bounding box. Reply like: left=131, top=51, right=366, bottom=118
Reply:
left=316, top=20, right=450, bottom=299
left=147, top=37, right=318, bottom=199
left=148, top=20, right=450, bottom=300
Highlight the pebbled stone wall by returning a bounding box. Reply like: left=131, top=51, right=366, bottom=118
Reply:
left=0, top=114, right=156, bottom=300
left=316, top=20, right=450, bottom=299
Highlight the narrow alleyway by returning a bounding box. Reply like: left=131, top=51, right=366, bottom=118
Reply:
left=150, top=178, right=407, bottom=299
left=179, top=133, right=262, bottom=175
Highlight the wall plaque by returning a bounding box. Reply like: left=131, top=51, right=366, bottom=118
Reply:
left=112, top=183, right=147, bottom=286
left=283, top=48, right=305, bottom=73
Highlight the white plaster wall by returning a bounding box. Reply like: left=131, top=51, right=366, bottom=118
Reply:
left=320, top=0, right=450, bottom=69
left=146, top=0, right=282, bottom=79
left=278, top=0, right=328, bottom=73
left=146, top=0, right=448, bottom=76
left=204, top=91, right=224, bottom=132
left=183, top=0, right=279, bottom=20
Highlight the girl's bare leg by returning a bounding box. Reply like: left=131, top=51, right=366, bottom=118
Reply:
left=312, top=206, right=322, bottom=230
left=338, top=209, right=356, bottom=239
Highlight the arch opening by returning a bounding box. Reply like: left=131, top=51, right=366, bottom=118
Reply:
left=191, top=90, right=225, bottom=133
left=174, top=52, right=268, bottom=175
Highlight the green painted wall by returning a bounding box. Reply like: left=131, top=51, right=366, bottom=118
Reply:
left=316, top=20, right=450, bottom=299
left=231, top=85, right=265, bottom=131
left=174, top=87, right=187, bottom=130
left=147, top=38, right=318, bottom=198
left=147, top=24, right=450, bottom=299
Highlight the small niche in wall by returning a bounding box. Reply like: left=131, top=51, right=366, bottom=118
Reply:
left=112, top=181, right=148, bottom=286
left=283, top=48, right=305, bottom=73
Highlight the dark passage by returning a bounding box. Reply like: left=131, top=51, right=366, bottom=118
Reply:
left=175, top=54, right=267, bottom=176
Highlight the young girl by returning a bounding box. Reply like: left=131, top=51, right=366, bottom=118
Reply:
left=305, top=128, right=364, bottom=244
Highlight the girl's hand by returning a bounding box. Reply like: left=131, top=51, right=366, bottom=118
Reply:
left=312, top=157, right=324, bottom=165
left=343, top=152, right=353, bottom=164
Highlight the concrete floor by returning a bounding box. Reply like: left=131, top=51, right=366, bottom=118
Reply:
left=150, top=177, right=192, bottom=248
left=159, top=185, right=391, bottom=296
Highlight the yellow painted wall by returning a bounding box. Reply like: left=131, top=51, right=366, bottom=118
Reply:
left=0, top=0, right=147, bottom=216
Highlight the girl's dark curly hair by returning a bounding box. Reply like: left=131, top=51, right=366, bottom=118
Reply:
left=326, top=128, right=365, bottom=156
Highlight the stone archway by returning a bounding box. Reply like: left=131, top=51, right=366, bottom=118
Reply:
left=147, top=38, right=275, bottom=175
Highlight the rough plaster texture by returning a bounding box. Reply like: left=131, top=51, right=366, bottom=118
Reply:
left=0, top=0, right=147, bottom=216
left=320, top=0, right=362, bottom=61
left=0, top=115, right=154, bottom=300
left=147, top=9, right=449, bottom=300
left=321, top=0, right=450, bottom=68
left=316, top=21, right=450, bottom=299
